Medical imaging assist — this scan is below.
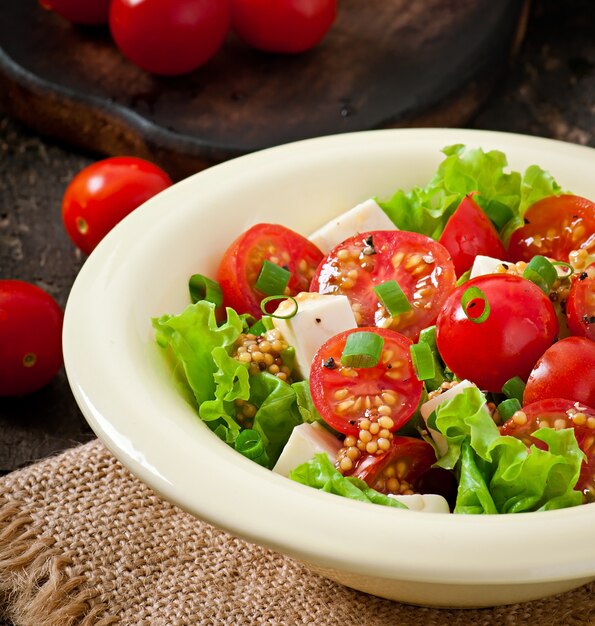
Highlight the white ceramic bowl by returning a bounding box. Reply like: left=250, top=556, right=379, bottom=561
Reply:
left=63, top=129, right=595, bottom=608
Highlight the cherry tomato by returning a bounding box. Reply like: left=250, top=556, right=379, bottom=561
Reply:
left=500, top=398, right=595, bottom=503
left=566, top=262, right=595, bottom=341
left=309, top=327, right=423, bottom=437
left=436, top=274, right=558, bottom=392
left=62, top=157, right=172, bottom=255
left=310, top=231, right=456, bottom=341
left=39, top=0, right=111, bottom=24
left=438, top=195, right=506, bottom=276
left=523, top=336, right=595, bottom=408
left=0, top=281, right=64, bottom=397
left=231, top=0, right=336, bottom=54
left=110, top=0, right=231, bottom=75
left=216, top=223, right=324, bottom=319
left=508, top=194, right=595, bottom=263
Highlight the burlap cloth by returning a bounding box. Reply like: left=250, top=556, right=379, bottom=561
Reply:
left=0, top=440, right=593, bottom=626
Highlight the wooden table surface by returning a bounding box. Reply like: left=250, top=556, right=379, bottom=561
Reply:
left=1, top=0, right=594, bottom=478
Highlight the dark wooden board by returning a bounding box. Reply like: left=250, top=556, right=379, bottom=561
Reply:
left=0, top=0, right=527, bottom=179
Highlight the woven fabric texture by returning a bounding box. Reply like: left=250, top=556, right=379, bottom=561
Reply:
left=0, top=439, right=593, bottom=626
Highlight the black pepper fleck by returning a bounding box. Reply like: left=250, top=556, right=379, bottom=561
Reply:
left=579, top=272, right=588, bottom=281
left=324, top=357, right=336, bottom=369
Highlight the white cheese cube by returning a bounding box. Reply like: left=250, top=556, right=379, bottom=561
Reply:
left=469, top=255, right=507, bottom=279
left=273, top=422, right=342, bottom=478
left=272, top=292, right=357, bottom=380
left=387, top=493, right=450, bottom=513
left=308, top=198, right=396, bottom=254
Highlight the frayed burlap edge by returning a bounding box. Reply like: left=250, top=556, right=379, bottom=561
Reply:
left=0, top=496, right=116, bottom=626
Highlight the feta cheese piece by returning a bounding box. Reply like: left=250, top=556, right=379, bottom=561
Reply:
left=308, top=198, right=396, bottom=254
left=387, top=493, right=450, bottom=513
left=272, top=292, right=357, bottom=380
left=469, top=255, right=508, bottom=279
left=273, top=422, right=342, bottom=478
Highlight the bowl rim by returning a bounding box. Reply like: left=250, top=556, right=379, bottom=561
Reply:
left=63, top=128, right=595, bottom=587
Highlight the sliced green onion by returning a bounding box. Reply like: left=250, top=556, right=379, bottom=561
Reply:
left=262, top=315, right=275, bottom=331
left=456, top=269, right=471, bottom=287
left=552, top=261, right=574, bottom=280
left=260, top=295, right=298, bottom=319
left=497, top=398, right=522, bottom=421
left=484, top=199, right=514, bottom=231
left=418, top=325, right=437, bottom=350
left=523, top=255, right=557, bottom=294
left=188, top=274, right=223, bottom=306
left=235, top=429, right=269, bottom=467
left=461, top=286, right=490, bottom=323
left=255, top=260, right=290, bottom=296
left=502, top=376, right=526, bottom=403
left=410, top=343, right=436, bottom=381
left=341, top=331, right=384, bottom=368
left=248, top=319, right=267, bottom=335
left=373, top=280, right=411, bottom=315
left=417, top=326, right=446, bottom=391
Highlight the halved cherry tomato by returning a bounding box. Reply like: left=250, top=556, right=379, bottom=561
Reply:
left=310, top=230, right=456, bottom=341
left=436, top=274, right=558, bottom=392
left=508, top=194, right=595, bottom=263
left=0, top=281, right=64, bottom=397
left=566, top=262, right=595, bottom=341
left=500, top=398, right=595, bottom=503
left=39, top=0, right=111, bottom=24
left=523, top=336, right=595, bottom=408
left=309, top=327, right=423, bottom=437
left=217, top=223, right=324, bottom=319
left=438, top=195, right=506, bottom=276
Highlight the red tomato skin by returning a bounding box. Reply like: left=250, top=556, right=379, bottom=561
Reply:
left=0, top=281, right=64, bottom=397
left=231, top=0, right=336, bottom=54
left=523, top=336, right=595, bottom=408
left=39, top=0, right=111, bottom=24
left=566, top=263, right=595, bottom=341
left=507, top=194, right=595, bottom=263
left=110, top=0, right=231, bottom=75
left=436, top=274, right=558, bottom=392
left=216, top=223, right=324, bottom=319
left=61, top=157, right=172, bottom=255
left=438, top=195, right=506, bottom=276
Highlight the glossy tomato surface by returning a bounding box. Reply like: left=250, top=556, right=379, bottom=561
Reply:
left=500, top=398, right=595, bottom=503
left=438, top=195, right=506, bottom=276
left=216, top=223, right=324, bottom=319
left=309, top=327, right=423, bottom=437
left=311, top=230, right=456, bottom=341
left=508, top=194, right=595, bottom=262
left=0, top=281, right=64, bottom=397
left=567, top=262, right=595, bottom=341
left=436, top=274, right=558, bottom=392
left=523, top=336, right=595, bottom=408
left=231, top=0, right=336, bottom=54
left=39, top=0, right=110, bottom=24
left=62, top=157, right=172, bottom=255
left=110, top=0, right=231, bottom=75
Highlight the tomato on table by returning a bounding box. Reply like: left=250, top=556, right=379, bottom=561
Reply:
left=507, top=194, right=595, bottom=263
left=0, top=281, right=64, bottom=397
left=309, top=327, right=423, bottom=437
left=310, top=230, right=456, bottom=341
left=438, top=195, right=506, bottom=276
left=39, top=0, right=111, bottom=24
left=436, top=274, right=558, bottom=392
left=523, top=336, right=595, bottom=408
left=216, top=223, right=324, bottom=319
left=110, top=0, right=231, bottom=75
left=566, top=262, right=595, bottom=341
left=231, top=0, right=336, bottom=54
left=61, top=157, right=172, bottom=255
left=500, top=398, right=595, bottom=503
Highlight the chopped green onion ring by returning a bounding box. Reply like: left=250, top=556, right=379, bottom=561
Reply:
left=341, top=331, right=384, bottom=368
left=373, top=280, right=411, bottom=315
left=551, top=261, right=574, bottom=280
left=410, top=343, right=436, bottom=381
left=461, top=286, right=491, bottom=323
left=255, top=260, right=291, bottom=296
left=497, top=398, right=522, bottom=421
left=188, top=274, right=223, bottom=306
left=260, top=295, right=298, bottom=319
left=502, top=375, right=526, bottom=403
left=456, top=270, right=471, bottom=287
left=523, top=255, right=558, bottom=294
left=235, top=429, right=269, bottom=467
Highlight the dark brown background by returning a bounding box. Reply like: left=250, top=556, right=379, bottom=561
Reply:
left=1, top=0, right=594, bottom=478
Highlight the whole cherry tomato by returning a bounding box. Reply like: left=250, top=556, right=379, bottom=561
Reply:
left=110, top=0, right=231, bottom=75
left=62, top=157, right=172, bottom=255
left=231, top=0, right=337, bottom=54
left=0, top=281, right=64, bottom=397
left=39, top=0, right=111, bottom=25
left=566, top=262, right=595, bottom=341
